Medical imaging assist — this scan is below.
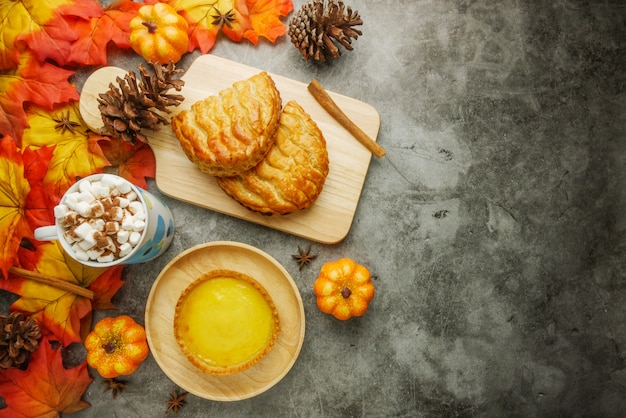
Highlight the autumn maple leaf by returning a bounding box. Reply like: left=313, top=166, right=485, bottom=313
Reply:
left=0, top=0, right=103, bottom=70
left=0, top=241, right=120, bottom=346
left=21, top=102, right=110, bottom=198
left=65, top=0, right=144, bottom=66
left=0, top=337, right=92, bottom=417
left=99, top=139, right=156, bottom=189
left=0, top=136, right=56, bottom=279
left=244, top=0, right=293, bottom=44
left=0, top=52, right=79, bottom=144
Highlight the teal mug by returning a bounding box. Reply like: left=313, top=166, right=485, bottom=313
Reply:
left=34, top=174, right=174, bottom=267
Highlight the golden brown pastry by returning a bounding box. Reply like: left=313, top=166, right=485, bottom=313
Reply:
left=217, top=101, right=329, bottom=215
left=171, top=72, right=282, bottom=177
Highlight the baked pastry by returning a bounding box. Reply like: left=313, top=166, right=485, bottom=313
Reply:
left=216, top=101, right=329, bottom=215
left=171, top=72, right=282, bottom=177
left=174, top=269, right=280, bottom=376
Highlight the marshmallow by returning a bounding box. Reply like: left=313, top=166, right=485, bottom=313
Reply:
left=132, top=220, right=145, bottom=232
left=125, top=191, right=138, bottom=202
left=87, top=248, right=104, bottom=260
left=113, top=197, right=130, bottom=208
left=76, top=201, right=91, bottom=218
left=115, top=178, right=132, bottom=194
left=73, top=222, right=93, bottom=240
left=128, top=201, right=144, bottom=215
left=104, top=221, right=119, bottom=235
left=121, top=215, right=134, bottom=231
left=78, top=179, right=92, bottom=194
left=116, top=230, right=129, bottom=244
left=100, top=174, right=117, bottom=188
left=89, top=201, right=105, bottom=218
left=78, top=191, right=96, bottom=204
left=97, top=252, right=115, bottom=263
left=129, top=231, right=142, bottom=245
left=54, top=204, right=69, bottom=219
left=89, top=218, right=105, bottom=232
left=118, top=242, right=132, bottom=257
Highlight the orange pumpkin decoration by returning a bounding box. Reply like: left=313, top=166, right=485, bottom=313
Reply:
left=129, top=3, right=189, bottom=64
left=84, top=315, right=149, bottom=378
left=313, top=258, right=375, bottom=320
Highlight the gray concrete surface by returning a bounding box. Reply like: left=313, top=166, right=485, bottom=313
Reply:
left=2, top=0, right=626, bottom=416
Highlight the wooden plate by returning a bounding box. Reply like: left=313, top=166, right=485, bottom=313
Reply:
left=144, top=241, right=305, bottom=401
left=79, top=54, right=381, bottom=244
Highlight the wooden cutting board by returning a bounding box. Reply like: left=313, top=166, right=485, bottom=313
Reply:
left=79, top=54, right=381, bottom=244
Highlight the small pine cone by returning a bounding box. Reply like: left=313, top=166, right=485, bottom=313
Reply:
left=0, top=311, right=42, bottom=370
left=288, top=0, right=363, bottom=62
left=97, top=61, right=185, bottom=145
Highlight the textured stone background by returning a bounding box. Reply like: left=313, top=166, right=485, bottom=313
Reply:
left=2, top=0, right=625, bottom=416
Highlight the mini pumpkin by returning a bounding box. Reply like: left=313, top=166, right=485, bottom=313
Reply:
left=313, top=258, right=375, bottom=320
left=84, top=315, right=149, bottom=378
left=129, top=3, right=189, bottom=64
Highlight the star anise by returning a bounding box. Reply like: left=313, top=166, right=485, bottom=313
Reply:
left=101, top=378, right=128, bottom=399
left=211, top=7, right=236, bottom=30
left=292, top=244, right=317, bottom=270
left=53, top=111, right=80, bottom=135
left=165, top=388, right=188, bottom=415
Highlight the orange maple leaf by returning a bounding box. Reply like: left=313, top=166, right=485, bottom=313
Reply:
left=99, top=139, right=156, bottom=189
left=0, top=337, right=92, bottom=416
left=21, top=102, right=110, bottom=198
left=0, top=241, right=121, bottom=346
left=88, top=265, right=125, bottom=310
left=0, top=52, right=79, bottom=144
left=0, top=0, right=102, bottom=70
left=65, top=0, right=143, bottom=66
left=244, top=0, right=293, bottom=44
left=0, top=136, right=56, bottom=279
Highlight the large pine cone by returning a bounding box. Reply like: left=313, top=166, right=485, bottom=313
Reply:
left=288, top=0, right=363, bottom=62
left=98, top=61, right=185, bottom=144
left=0, top=311, right=42, bottom=370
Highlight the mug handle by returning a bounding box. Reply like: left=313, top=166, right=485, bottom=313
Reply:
left=34, top=225, right=59, bottom=241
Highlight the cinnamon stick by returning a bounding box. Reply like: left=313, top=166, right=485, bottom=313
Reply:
left=307, top=79, right=386, bottom=158
left=8, top=267, right=95, bottom=299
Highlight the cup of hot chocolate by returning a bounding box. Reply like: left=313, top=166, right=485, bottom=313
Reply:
left=34, top=174, right=174, bottom=267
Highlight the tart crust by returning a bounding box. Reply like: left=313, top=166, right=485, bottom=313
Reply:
left=174, top=269, right=280, bottom=376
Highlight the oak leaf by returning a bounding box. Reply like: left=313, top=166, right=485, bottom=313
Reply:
left=21, top=102, right=110, bottom=198
left=0, top=52, right=79, bottom=144
left=0, top=337, right=92, bottom=417
left=0, top=241, right=118, bottom=346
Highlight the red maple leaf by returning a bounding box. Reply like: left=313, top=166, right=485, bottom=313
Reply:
left=99, top=139, right=156, bottom=189
left=0, top=337, right=92, bottom=417
left=0, top=52, right=79, bottom=144
left=14, top=0, right=103, bottom=68
left=65, top=0, right=143, bottom=66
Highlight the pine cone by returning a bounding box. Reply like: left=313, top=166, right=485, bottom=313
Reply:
left=0, top=312, right=42, bottom=370
left=288, top=0, right=363, bottom=62
left=98, top=61, right=185, bottom=145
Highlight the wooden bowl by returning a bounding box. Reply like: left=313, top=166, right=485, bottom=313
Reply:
left=145, top=241, right=305, bottom=401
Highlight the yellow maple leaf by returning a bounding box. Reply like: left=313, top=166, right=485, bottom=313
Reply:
left=21, top=101, right=110, bottom=197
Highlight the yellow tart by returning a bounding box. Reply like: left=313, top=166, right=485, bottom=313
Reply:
left=174, top=269, right=280, bottom=376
